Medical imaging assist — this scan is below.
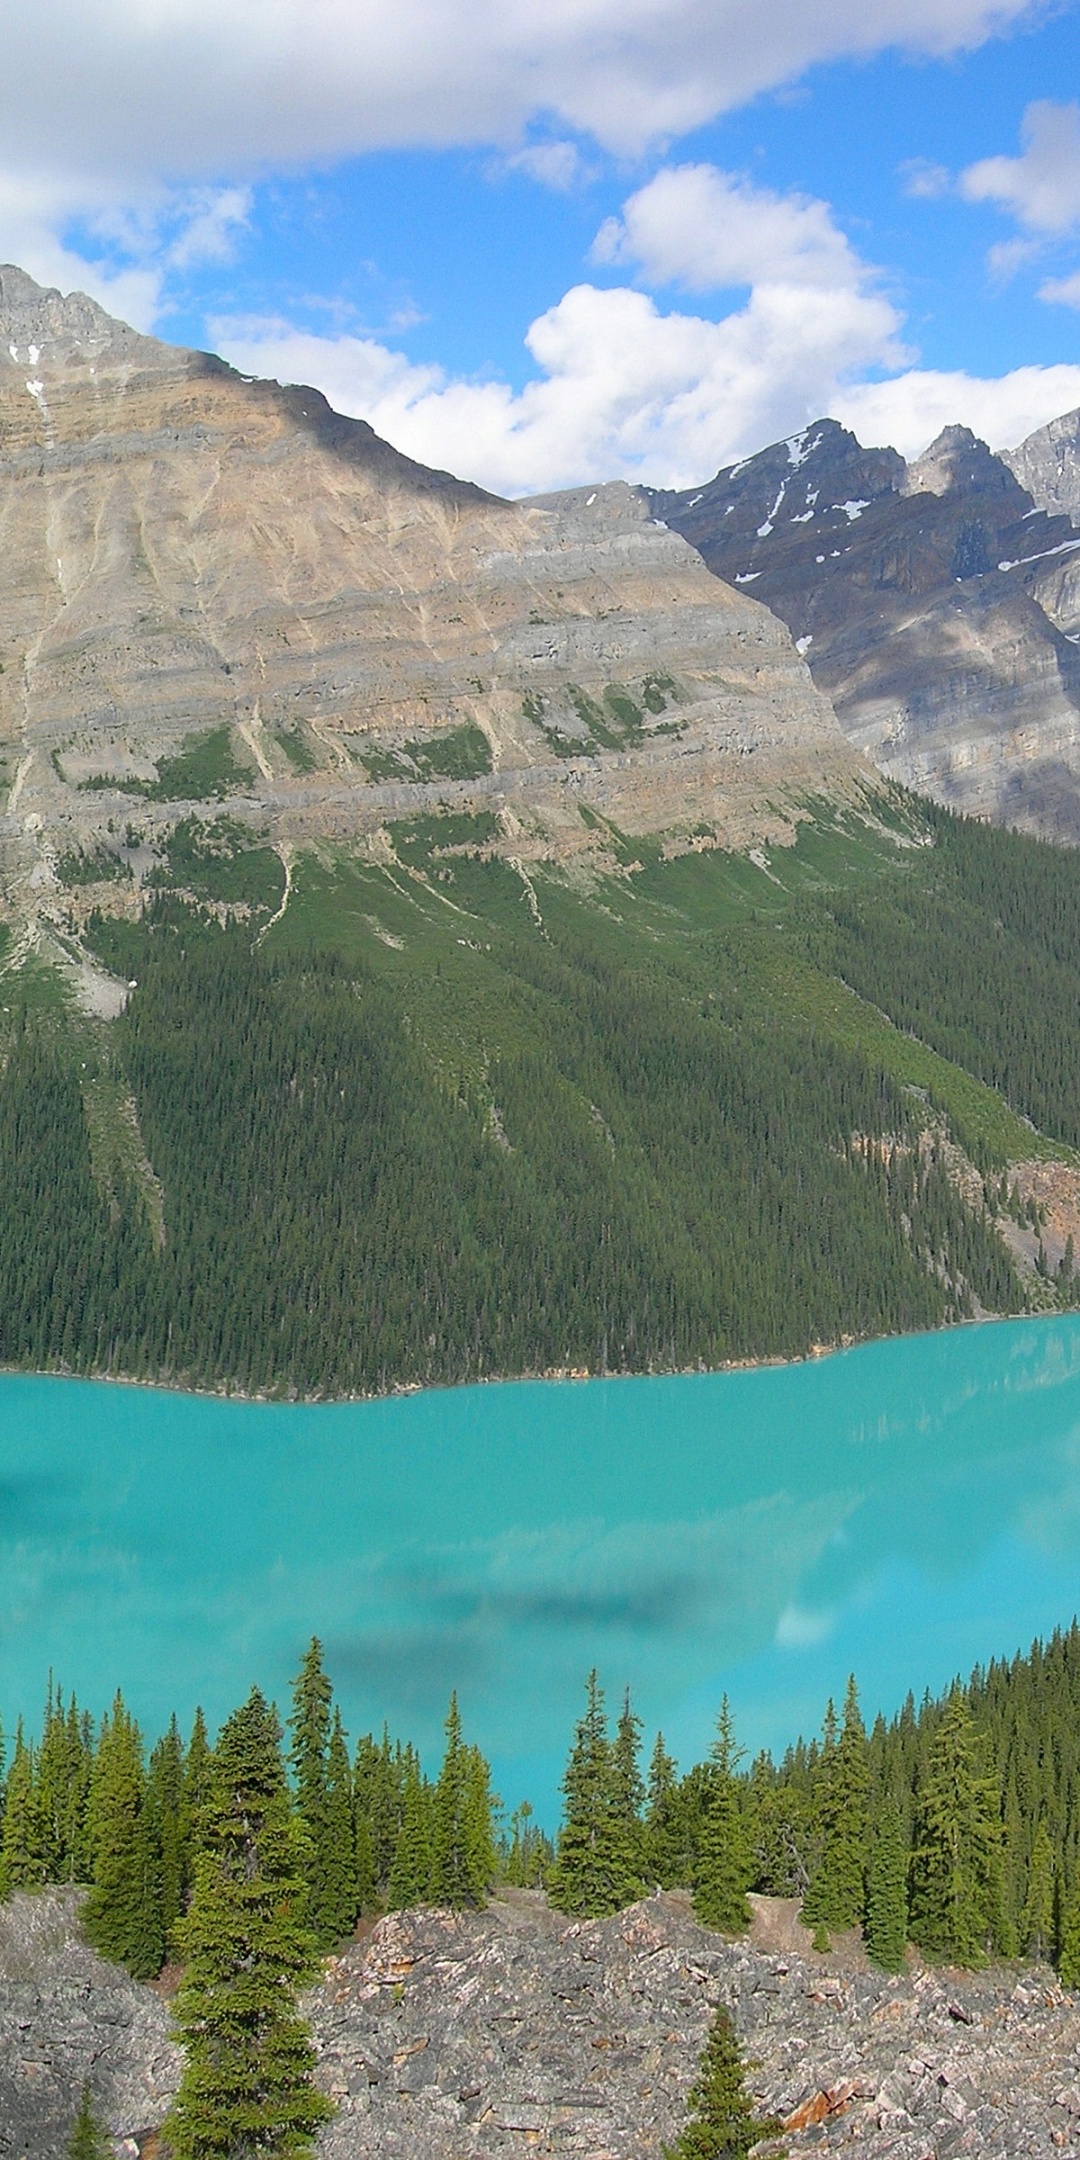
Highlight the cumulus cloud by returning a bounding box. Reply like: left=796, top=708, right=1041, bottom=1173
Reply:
left=592, top=163, right=868, bottom=292
left=0, top=0, right=1049, bottom=191
left=835, top=363, right=1080, bottom=457
left=960, top=100, right=1080, bottom=233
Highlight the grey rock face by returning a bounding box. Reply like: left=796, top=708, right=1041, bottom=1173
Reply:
left=651, top=420, right=1080, bottom=841
left=1004, top=406, right=1080, bottom=521
left=0, top=1889, right=177, bottom=2156
left=8, top=1890, right=1080, bottom=2160
left=308, top=1896, right=1080, bottom=2160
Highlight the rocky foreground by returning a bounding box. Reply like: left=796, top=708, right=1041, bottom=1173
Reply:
left=7, top=1890, right=1080, bottom=2160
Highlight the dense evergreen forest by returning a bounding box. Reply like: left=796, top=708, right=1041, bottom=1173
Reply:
left=9, top=1623, right=1080, bottom=1982
left=6, top=786, right=1080, bottom=1395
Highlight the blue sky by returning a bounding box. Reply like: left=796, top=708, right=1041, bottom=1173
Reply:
left=7, top=0, right=1080, bottom=491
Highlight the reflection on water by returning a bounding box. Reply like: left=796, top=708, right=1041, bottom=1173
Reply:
left=3, top=1316, right=1080, bottom=1820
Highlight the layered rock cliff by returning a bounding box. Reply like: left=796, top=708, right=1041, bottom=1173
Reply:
left=650, top=419, right=1080, bottom=841
left=0, top=267, right=859, bottom=932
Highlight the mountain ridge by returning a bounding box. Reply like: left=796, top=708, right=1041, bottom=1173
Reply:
left=647, top=413, right=1080, bottom=841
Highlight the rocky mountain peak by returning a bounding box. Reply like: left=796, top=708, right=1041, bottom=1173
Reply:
left=906, top=423, right=1023, bottom=503
left=0, top=264, right=166, bottom=375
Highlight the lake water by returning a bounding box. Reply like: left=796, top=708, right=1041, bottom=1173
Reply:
left=5, top=1315, right=1080, bottom=1822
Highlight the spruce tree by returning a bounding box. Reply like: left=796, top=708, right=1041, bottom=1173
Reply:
left=802, top=1677, right=869, bottom=1934
left=36, top=1682, right=83, bottom=1884
left=164, top=1688, right=332, bottom=2160
left=387, top=1759, right=434, bottom=1909
left=145, top=1717, right=187, bottom=1950
left=547, top=1672, right=643, bottom=1917
left=354, top=1728, right=403, bottom=1892
left=693, top=1700, right=751, bottom=1936
left=431, top=1694, right=469, bottom=1907
left=461, top=1743, right=497, bottom=1905
left=1059, top=1872, right=1080, bottom=1987
left=316, top=1709, right=360, bottom=1945
left=0, top=1724, right=44, bottom=1895
left=645, top=1733, right=684, bottom=1889
left=82, top=1693, right=163, bottom=1980
left=1023, top=1822, right=1055, bottom=1961
left=179, top=1706, right=214, bottom=1906
left=288, top=1639, right=334, bottom=1938
left=65, top=2086, right=112, bottom=2160
left=909, top=1690, right=1003, bottom=1966
left=663, top=2004, right=781, bottom=2160
left=864, top=1798, right=907, bottom=1972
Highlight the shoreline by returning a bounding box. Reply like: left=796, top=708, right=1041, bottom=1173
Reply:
left=0, top=1300, right=1070, bottom=1410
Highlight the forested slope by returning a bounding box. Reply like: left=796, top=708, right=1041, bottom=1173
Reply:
left=2, top=788, right=1079, bottom=1394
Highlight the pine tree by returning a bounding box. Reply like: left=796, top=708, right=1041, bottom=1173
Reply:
left=645, top=1733, right=684, bottom=1889
left=663, top=2004, right=781, bottom=2160
left=145, top=1717, right=187, bottom=1951
left=693, top=1700, right=751, bottom=1936
left=909, top=1691, right=1003, bottom=1966
left=354, top=1728, right=404, bottom=1892
left=179, top=1706, right=214, bottom=1903
left=1059, top=1871, right=1080, bottom=1986
left=1023, top=1822, right=1055, bottom=1961
left=82, top=1693, right=163, bottom=1980
left=65, top=2086, right=112, bottom=2160
left=387, top=1759, right=434, bottom=1909
left=547, top=1673, right=643, bottom=1918
left=612, top=1691, right=648, bottom=1882
left=288, top=1639, right=334, bottom=1936
left=36, top=1682, right=84, bottom=1884
left=316, top=1709, right=359, bottom=1945
left=431, top=1694, right=470, bottom=1908
left=0, top=1724, right=44, bottom=1895
left=164, top=1688, right=332, bottom=2160
left=803, top=1677, right=869, bottom=1933
left=461, top=1743, right=497, bottom=1905
left=864, top=1798, right=907, bottom=1972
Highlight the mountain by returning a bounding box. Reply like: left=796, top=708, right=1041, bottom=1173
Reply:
left=0, top=264, right=855, bottom=938
left=2, top=268, right=1080, bottom=1396
left=649, top=417, right=1080, bottom=840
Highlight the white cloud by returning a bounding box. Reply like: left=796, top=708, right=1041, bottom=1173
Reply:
left=501, top=142, right=590, bottom=191
left=900, top=157, right=952, bottom=199
left=960, top=100, right=1080, bottom=234
left=165, top=186, right=253, bottom=270
left=1041, top=270, right=1080, bottom=308
left=593, top=163, right=867, bottom=292
left=834, top=363, right=1080, bottom=457
left=0, top=0, right=1048, bottom=192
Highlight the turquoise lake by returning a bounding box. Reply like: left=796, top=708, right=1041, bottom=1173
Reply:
left=5, top=1314, right=1080, bottom=1821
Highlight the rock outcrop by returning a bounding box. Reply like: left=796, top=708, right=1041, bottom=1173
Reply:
left=0, top=267, right=859, bottom=927
left=9, top=1889, right=1080, bottom=2160
left=650, top=419, right=1080, bottom=841
left=0, top=1889, right=177, bottom=2156
left=1004, top=406, right=1080, bottom=523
